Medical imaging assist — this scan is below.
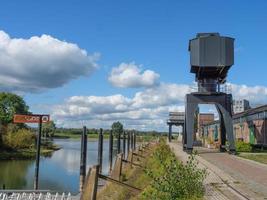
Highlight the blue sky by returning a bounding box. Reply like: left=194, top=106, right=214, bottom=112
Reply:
left=1, top=1, right=267, bottom=130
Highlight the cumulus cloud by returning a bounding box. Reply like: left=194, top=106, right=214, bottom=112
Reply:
left=51, top=83, right=187, bottom=130
left=230, top=83, right=267, bottom=105
left=0, top=30, right=99, bottom=92
left=108, top=62, right=160, bottom=88
left=49, top=82, right=267, bottom=131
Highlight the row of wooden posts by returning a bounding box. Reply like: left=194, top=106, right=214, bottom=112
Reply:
left=79, top=127, right=138, bottom=193
left=80, top=140, right=150, bottom=200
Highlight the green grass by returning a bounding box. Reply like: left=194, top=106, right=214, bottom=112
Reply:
left=238, top=153, right=267, bottom=165
left=0, top=148, right=58, bottom=160
left=0, top=142, right=60, bottom=160
left=97, top=144, right=154, bottom=200
left=97, top=140, right=206, bottom=200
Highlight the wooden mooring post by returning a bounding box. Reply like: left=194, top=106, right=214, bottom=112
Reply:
left=80, top=142, right=150, bottom=200
left=127, top=132, right=130, bottom=154
left=123, top=131, right=126, bottom=158
left=109, top=130, right=113, bottom=173
left=80, top=165, right=99, bottom=200
left=133, top=133, right=136, bottom=150
left=79, top=126, right=87, bottom=192
left=131, top=132, right=134, bottom=150
left=98, top=128, right=103, bottom=173
left=111, top=153, right=123, bottom=181
left=117, top=131, right=121, bottom=154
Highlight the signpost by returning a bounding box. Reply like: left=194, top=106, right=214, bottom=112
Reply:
left=13, top=114, right=50, bottom=190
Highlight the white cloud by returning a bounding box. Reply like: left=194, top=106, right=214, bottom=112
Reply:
left=0, top=30, right=99, bottom=92
left=51, top=83, right=187, bottom=130
left=230, top=83, right=267, bottom=105
left=49, top=82, right=267, bottom=131
left=108, top=62, right=160, bottom=88
left=132, top=83, right=190, bottom=108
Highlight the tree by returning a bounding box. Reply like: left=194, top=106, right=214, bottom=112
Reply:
left=0, top=92, right=30, bottom=125
left=42, top=121, right=56, bottom=138
left=0, top=93, right=30, bottom=146
left=111, top=121, right=123, bottom=137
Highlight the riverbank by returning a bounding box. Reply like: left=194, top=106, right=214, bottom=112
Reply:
left=0, top=144, right=60, bottom=160
left=97, top=141, right=206, bottom=200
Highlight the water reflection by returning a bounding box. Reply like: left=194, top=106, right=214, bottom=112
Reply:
left=0, top=139, right=115, bottom=194
left=0, top=160, right=34, bottom=189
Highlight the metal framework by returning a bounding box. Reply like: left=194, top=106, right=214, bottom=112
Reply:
left=184, top=33, right=236, bottom=153
left=167, top=112, right=185, bottom=142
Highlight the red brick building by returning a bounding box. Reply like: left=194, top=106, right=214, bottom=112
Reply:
left=202, top=105, right=267, bottom=147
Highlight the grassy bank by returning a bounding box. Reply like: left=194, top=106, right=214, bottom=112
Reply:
left=0, top=144, right=60, bottom=160
left=97, top=141, right=207, bottom=200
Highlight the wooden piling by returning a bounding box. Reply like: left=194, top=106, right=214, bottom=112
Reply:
left=98, top=128, right=103, bottom=173
left=117, top=131, right=121, bottom=154
left=127, top=132, right=130, bottom=154
left=123, top=131, right=126, bottom=158
left=109, top=130, right=113, bottom=173
left=127, top=150, right=133, bottom=167
left=133, top=132, right=136, bottom=150
left=111, top=153, right=123, bottom=181
left=79, top=126, right=87, bottom=192
left=131, top=132, right=134, bottom=150
left=80, top=165, right=99, bottom=200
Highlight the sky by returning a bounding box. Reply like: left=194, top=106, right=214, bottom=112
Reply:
left=1, top=0, right=267, bottom=131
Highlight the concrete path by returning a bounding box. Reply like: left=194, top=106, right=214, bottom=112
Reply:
left=168, top=141, right=267, bottom=200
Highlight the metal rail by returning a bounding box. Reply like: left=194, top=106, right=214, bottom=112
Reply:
left=0, top=192, right=73, bottom=200
left=98, top=174, right=141, bottom=193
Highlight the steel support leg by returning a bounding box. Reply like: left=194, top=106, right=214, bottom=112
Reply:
left=185, top=95, right=198, bottom=153
left=168, top=124, right=172, bottom=142
left=217, top=104, right=236, bottom=153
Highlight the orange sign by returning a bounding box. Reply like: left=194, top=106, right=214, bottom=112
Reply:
left=13, top=114, right=50, bottom=123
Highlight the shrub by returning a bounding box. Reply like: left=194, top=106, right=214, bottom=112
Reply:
left=236, top=141, right=252, bottom=152
left=141, top=141, right=207, bottom=200
left=3, top=128, right=35, bottom=149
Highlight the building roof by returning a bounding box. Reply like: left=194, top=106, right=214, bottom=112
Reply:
left=233, top=104, right=267, bottom=119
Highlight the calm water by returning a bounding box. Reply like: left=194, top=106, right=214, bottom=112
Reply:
left=0, top=139, right=116, bottom=194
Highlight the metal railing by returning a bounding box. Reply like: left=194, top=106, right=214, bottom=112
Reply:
left=189, top=83, right=232, bottom=94
left=0, top=192, right=73, bottom=200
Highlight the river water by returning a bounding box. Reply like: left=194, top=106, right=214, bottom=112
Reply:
left=0, top=139, right=115, bottom=194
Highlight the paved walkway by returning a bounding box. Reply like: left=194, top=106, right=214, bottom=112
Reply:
left=197, top=147, right=267, bottom=199
left=168, top=141, right=267, bottom=200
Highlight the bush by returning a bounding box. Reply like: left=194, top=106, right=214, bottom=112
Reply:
left=141, top=141, right=207, bottom=200
left=3, top=128, right=35, bottom=149
left=236, top=141, right=252, bottom=152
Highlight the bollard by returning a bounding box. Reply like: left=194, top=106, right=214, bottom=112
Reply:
left=122, top=131, right=126, bottom=158
left=109, top=130, right=113, bottom=173
left=98, top=128, right=103, bottom=173
left=2, top=184, right=5, bottom=190
left=127, top=132, right=130, bottom=154
left=117, top=131, right=121, bottom=154
left=79, top=126, right=87, bottom=192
